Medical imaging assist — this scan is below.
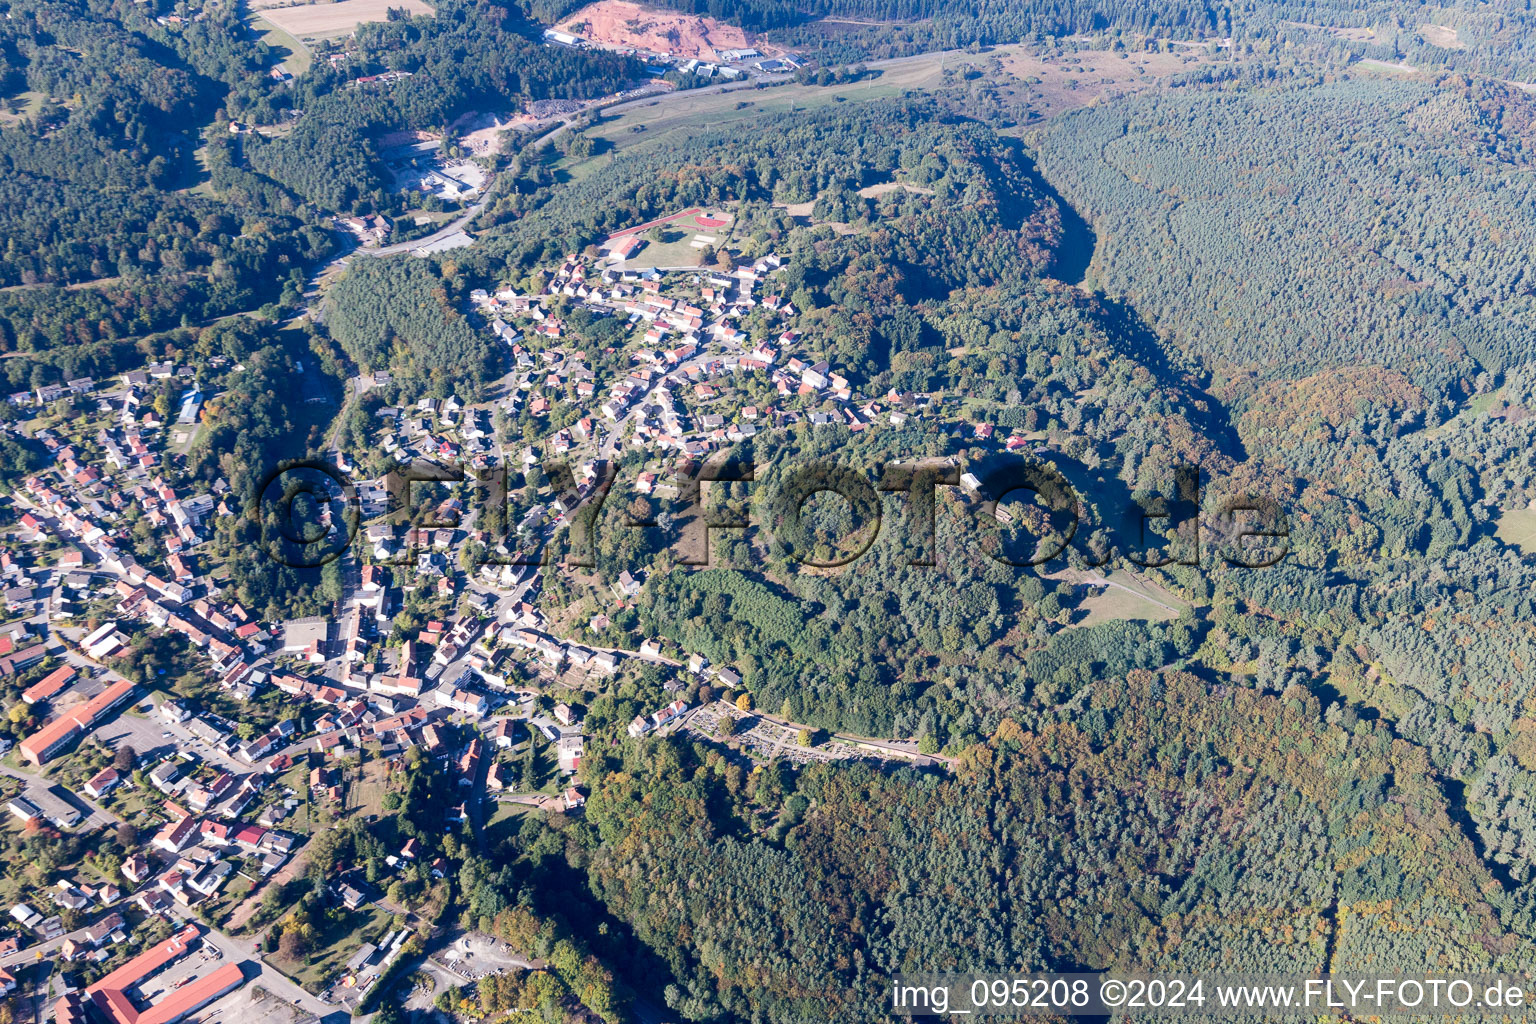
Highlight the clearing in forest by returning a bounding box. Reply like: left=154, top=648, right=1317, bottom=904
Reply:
left=1419, top=23, right=1464, bottom=48
left=1497, top=508, right=1536, bottom=554
left=999, top=47, right=1231, bottom=119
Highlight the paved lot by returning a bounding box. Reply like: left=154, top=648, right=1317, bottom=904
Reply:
left=138, top=941, right=232, bottom=1003
left=194, top=976, right=311, bottom=1024
left=94, top=702, right=248, bottom=775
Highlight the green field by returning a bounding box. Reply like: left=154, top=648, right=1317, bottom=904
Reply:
left=1078, top=583, right=1178, bottom=625
left=617, top=220, right=738, bottom=269
left=1074, top=570, right=1184, bottom=626
left=250, top=15, right=313, bottom=76
left=1496, top=507, right=1536, bottom=554
left=0, top=90, right=48, bottom=126
left=348, top=758, right=393, bottom=818
left=484, top=799, right=534, bottom=846
left=1464, top=390, right=1504, bottom=417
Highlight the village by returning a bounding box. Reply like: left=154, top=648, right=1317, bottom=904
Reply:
left=0, top=198, right=1021, bottom=1024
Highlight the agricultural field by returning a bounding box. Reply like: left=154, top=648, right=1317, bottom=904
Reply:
left=255, top=0, right=435, bottom=39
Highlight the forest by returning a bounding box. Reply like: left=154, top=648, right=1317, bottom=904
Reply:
left=1032, top=71, right=1536, bottom=406
left=327, top=256, right=500, bottom=393
left=0, top=0, right=639, bottom=352
left=576, top=672, right=1519, bottom=1021
left=471, top=101, right=1068, bottom=300
left=500, top=101, right=1236, bottom=742
left=638, top=0, right=1536, bottom=82
left=0, top=0, right=332, bottom=349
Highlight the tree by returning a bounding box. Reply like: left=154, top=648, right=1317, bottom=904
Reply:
left=278, top=928, right=307, bottom=960
left=113, top=745, right=136, bottom=772
left=797, top=728, right=813, bottom=747
left=735, top=692, right=753, bottom=712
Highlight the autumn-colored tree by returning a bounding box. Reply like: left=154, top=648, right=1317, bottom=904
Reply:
left=278, top=927, right=307, bottom=960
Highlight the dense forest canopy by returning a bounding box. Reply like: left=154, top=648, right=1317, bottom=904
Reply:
left=581, top=670, right=1519, bottom=1021
left=0, top=0, right=330, bottom=349
left=1033, top=72, right=1536, bottom=403
left=0, top=0, right=646, bottom=353
left=464, top=85, right=1536, bottom=1021
left=633, top=0, right=1536, bottom=79
left=328, top=256, right=499, bottom=393
left=470, top=102, right=1067, bottom=294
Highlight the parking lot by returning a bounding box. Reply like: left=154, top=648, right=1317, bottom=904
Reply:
left=136, top=941, right=230, bottom=1004
left=93, top=700, right=248, bottom=775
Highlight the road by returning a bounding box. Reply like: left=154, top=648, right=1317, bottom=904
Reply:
left=0, top=869, right=337, bottom=1018
left=344, top=83, right=688, bottom=265
left=165, top=906, right=339, bottom=1020
left=599, top=345, right=747, bottom=458
left=425, top=570, right=541, bottom=687
left=585, top=73, right=785, bottom=124
left=0, top=919, right=95, bottom=969
left=94, top=700, right=251, bottom=778
left=320, top=71, right=794, bottom=280
left=362, top=203, right=486, bottom=258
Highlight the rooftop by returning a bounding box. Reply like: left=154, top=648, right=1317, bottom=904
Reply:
left=75, top=924, right=245, bottom=1024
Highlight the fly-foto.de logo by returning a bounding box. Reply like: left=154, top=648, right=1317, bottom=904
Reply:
left=252, top=457, right=1290, bottom=571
